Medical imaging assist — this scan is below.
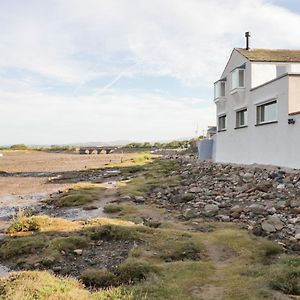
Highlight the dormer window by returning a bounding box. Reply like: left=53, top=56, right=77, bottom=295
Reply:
left=231, top=68, right=245, bottom=90
left=214, top=80, right=226, bottom=99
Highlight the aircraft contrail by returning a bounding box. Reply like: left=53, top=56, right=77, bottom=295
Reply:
left=94, top=62, right=139, bottom=96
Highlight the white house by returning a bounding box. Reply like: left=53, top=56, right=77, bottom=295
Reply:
left=211, top=43, right=300, bottom=169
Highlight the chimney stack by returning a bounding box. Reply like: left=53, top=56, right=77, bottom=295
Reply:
left=245, top=32, right=251, bottom=50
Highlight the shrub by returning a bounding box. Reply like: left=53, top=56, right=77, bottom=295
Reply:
left=81, top=269, right=118, bottom=288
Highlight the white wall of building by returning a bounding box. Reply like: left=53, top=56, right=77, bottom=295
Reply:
left=214, top=50, right=300, bottom=169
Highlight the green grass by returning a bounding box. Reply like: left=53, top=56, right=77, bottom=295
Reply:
left=103, top=203, right=137, bottom=215
left=45, top=185, right=106, bottom=207
left=47, top=236, right=89, bottom=252
left=0, top=214, right=298, bottom=299
left=119, top=159, right=179, bottom=197
left=269, top=256, right=300, bottom=295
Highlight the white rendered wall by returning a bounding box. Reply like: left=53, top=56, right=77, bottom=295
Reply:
left=214, top=50, right=300, bottom=169
left=251, top=62, right=300, bottom=88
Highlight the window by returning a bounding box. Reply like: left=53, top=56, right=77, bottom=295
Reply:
left=231, top=68, right=245, bottom=90
left=256, top=100, right=277, bottom=125
left=218, top=115, right=226, bottom=131
left=214, top=80, right=226, bottom=99
left=236, top=109, right=247, bottom=128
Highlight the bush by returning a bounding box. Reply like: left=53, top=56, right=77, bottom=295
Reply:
left=81, top=269, right=118, bottom=288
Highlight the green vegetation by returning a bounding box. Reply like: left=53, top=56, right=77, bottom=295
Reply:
left=9, top=144, right=29, bottom=150
left=119, top=159, right=180, bottom=197
left=103, top=203, right=137, bottom=215
left=48, top=236, right=89, bottom=252
left=269, top=256, right=300, bottom=295
left=122, top=137, right=204, bottom=150
left=0, top=216, right=298, bottom=299
left=45, top=184, right=106, bottom=207
left=81, top=269, right=118, bottom=288
left=81, top=260, right=157, bottom=288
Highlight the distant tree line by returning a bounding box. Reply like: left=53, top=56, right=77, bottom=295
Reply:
left=122, top=136, right=204, bottom=149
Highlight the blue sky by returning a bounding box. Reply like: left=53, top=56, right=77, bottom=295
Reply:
left=1, top=0, right=300, bottom=145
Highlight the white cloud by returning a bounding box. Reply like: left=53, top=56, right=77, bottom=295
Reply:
left=0, top=87, right=214, bottom=144
left=1, top=0, right=300, bottom=143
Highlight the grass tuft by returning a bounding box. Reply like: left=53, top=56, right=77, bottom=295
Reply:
left=81, top=269, right=118, bottom=288
left=45, top=185, right=106, bottom=207
left=6, top=210, right=39, bottom=234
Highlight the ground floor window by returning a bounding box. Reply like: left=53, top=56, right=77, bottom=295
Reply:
left=218, top=115, right=226, bottom=131
left=256, top=100, right=277, bottom=125
left=236, top=108, right=247, bottom=128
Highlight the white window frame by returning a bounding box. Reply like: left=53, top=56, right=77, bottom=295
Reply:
left=256, top=99, right=278, bottom=125
left=231, top=68, right=245, bottom=91
left=218, top=114, right=226, bottom=131
left=236, top=108, right=247, bottom=128
left=214, top=80, right=226, bottom=99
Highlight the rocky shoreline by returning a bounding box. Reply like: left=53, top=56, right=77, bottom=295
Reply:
left=144, top=156, right=300, bottom=252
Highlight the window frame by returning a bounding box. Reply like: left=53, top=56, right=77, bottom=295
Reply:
left=218, top=114, right=227, bottom=132
left=214, top=80, right=226, bottom=99
left=256, top=100, right=278, bottom=126
left=235, top=108, right=248, bottom=129
left=231, top=68, right=245, bottom=91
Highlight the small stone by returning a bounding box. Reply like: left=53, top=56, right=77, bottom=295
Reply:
left=261, top=221, right=276, bottom=233
left=248, top=204, right=265, bottom=215
left=295, top=233, right=300, bottom=240
left=290, top=199, right=300, bottom=208
left=73, top=249, right=83, bottom=255
left=242, top=173, right=254, bottom=183
left=189, top=187, right=202, bottom=193
left=183, top=208, right=199, bottom=220
left=134, top=196, right=145, bottom=203
left=277, top=184, right=285, bottom=190
left=204, top=204, right=219, bottom=217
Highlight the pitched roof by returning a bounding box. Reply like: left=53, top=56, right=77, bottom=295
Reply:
left=236, top=48, right=300, bottom=62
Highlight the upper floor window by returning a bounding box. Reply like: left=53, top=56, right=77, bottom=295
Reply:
left=218, top=114, right=226, bottom=131
left=231, top=68, right=245, bottom=90
left=256, top=100, right=277, bottom=125
left=276, top=65, right=287, bottom=77
left=236, top=108, right=247, bottom=128
left=214, top=80, right=226, bottom=99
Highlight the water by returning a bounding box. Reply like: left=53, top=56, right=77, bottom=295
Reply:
left=0, top=265, right=10, bottom=276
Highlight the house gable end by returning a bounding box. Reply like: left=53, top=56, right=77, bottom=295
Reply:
left=221, top=48, right=249, bottom=79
